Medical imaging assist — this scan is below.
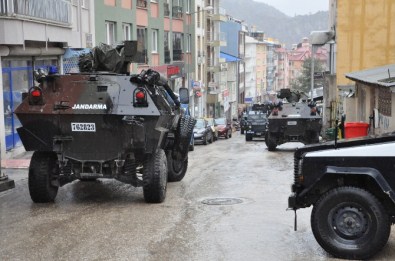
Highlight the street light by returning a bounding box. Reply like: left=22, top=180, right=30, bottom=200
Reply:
left=186, top=5, right=213, bottom=117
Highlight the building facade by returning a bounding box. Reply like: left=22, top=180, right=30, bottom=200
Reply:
left=0, top=0, right=94, bottom=157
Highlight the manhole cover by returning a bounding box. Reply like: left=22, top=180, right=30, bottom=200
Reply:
left=201, top=198, right=243, bottom=205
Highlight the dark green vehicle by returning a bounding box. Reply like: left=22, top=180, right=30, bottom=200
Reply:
left=15, top=42, right=195, bottom=204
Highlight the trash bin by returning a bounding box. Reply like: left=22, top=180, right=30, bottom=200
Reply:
left=325, top=128, right=336, bottom=140
left=344, top=122, right=369, bottom=138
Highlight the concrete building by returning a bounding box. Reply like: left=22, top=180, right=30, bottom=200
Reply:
left=0, top=0, right=94, bottom=158
left=274, top=46, right=289, bottom=90
left=328, top=0, right=395, bottom=134
left=205, top=0, right=227, bottom=118
left=244, top=35, right=258, bottom=104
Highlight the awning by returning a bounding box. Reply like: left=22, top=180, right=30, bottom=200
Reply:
left=345, top=64, right=395, bottom=87
left=220, top=52, right=241, bottom=62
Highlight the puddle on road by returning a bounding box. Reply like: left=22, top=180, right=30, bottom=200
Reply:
left=201, top=197, right=244, bottom=205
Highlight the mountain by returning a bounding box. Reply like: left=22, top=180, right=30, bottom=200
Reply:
left=221, top=0, right=329, bottom=48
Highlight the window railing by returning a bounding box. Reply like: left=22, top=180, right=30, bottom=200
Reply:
left=0, top=0, right=71, bottom=25
left=137, top=0, right=147, bottom=8
left=173, top=49, right=183, bottom=61
left=163, top=2, right=170, bottom=16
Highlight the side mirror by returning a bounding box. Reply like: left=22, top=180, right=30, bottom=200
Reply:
left=179, top=87, right=189, bottom=104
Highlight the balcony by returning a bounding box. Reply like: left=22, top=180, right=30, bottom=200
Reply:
left=172, top=6, right=183, bottom=19
left=206, top=31, right=226, bottom=47
left=0, top=0, right=71, bottom=25
left=209, top=6, right=227, bottom=22
left=197, top=51, right=205, bottom=64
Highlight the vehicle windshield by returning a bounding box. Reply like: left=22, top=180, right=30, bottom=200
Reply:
left=214, top=118, right=226, bottom=125
left=195, top=119, right=205, bottom=128
left=206, top=119, right=214, bottom=126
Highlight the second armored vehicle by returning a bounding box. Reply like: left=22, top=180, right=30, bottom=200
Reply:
left=265, top=89, right=322, bottom=151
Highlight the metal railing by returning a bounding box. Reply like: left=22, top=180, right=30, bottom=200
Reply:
left=0, top=0, right=71, bottom=25
left=164, top=49, right=171, bottom=63
left=172, top=5, right=182, bottom=19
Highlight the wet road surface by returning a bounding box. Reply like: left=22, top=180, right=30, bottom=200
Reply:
left=1, top=132, right=395, bottom=260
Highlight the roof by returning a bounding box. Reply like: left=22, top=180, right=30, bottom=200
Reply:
left=345, top=64, right=395, bottom=87
left=220, top=52, right=241, bottom=62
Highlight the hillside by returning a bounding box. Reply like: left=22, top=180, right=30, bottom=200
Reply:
left=221, top=0, right=329, bottom=47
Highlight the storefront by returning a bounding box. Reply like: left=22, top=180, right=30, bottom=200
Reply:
left=0, top=47, right=64, bottom=156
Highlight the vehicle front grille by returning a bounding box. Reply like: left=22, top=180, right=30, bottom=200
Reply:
left=293, top=157, right=300, bottom=185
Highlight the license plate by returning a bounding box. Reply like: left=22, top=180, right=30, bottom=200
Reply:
left=71, top=123, right=96, bottom=132
left=256, top=132, right=262, bottom=135
left=287, top=121, right=297, bottom=126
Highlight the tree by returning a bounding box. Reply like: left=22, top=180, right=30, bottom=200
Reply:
left=291, top=57, right=325, bottom=93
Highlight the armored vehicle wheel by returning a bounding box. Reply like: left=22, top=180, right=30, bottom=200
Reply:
left=311, top=186, right=390, bottom=260
left=143, top=149, right=168, bottom=203
left=28, top=151, right=59, bottom=203
left=305, top=131, right=320, bottom=144
left=266, top=132, right=277, bottom=151
left=167, top=152, right=188, bottom=182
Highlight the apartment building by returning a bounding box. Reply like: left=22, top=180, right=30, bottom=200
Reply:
left=0, top=0, right=94, bottom=157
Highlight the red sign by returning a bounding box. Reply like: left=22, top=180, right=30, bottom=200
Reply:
left=167, top=66, right=180, bottom=76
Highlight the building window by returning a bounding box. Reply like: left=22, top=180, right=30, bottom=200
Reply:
left=172, top=0, right=183, bottom=19
left=137, top=0, right=147, bottom=8
left=379, top=86, right=392, bottom=116
left=105, top=21, right=116, bottom=45
left=173, top=32, right=183, bottom=61
left=137, top=27, right=147, bottom=63
left=164, top=31, right=171, bottom=63
left=186, top=0, right=191, bottom=13
left=152, top=29, right=158, bottom=53
left=123, top=23, right=131, bottom=40
left=163, top=0, right=170, bottom=16
left=186, top=34, right=191, bottom=53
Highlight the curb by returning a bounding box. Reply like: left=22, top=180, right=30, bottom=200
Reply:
left=1, top=159, right=31, bottom=169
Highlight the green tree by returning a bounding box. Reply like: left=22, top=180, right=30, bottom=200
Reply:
left=291, top=57, right=325, bottom=93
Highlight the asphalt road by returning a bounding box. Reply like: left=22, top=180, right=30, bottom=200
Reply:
left=1, top=132, right=395, bottom=260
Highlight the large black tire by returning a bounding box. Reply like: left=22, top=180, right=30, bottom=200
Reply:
left=143, top=149, right=168, bottom=203
left=167, top=152, right=188, bottom=182
left=266, top=132, right=277, bottom=151
left=305, top=131, right=320, bottom=144
left=28, top=151, right=59, bottom=203
left=311, top=186, right=390, bottom=260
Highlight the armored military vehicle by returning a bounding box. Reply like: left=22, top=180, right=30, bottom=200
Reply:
left=265, top=89, right=322, bottom=151
left=289, top=133, right=395, bottom=260
left=15, top=41, right=195, bottom=204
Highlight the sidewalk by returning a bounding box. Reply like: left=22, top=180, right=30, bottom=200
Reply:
left=1, top=151, right=32, bottom=169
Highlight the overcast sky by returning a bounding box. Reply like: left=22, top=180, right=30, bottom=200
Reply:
left=254, top=0, right=329, bottom=16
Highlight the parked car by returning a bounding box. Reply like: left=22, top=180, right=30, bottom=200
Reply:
left=193, top=118, right=214, bottom=145
left=205, top=117, right=218, bottom=141
left=214, top=117, right=232, bottom=139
